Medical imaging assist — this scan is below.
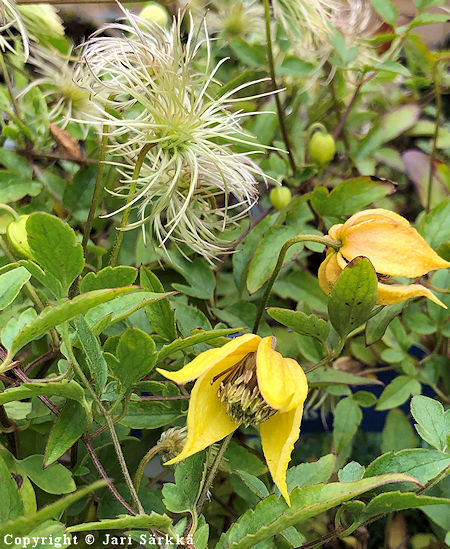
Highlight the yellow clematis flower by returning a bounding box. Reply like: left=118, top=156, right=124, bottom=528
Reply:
left=157, top=334, right=308, bottom=504
left=318, top=209, right=450, bottom=307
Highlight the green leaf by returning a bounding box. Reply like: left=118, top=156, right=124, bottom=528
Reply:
left=333, top=397, right=363, bottom=453
left=286, top=454, right=336, bottom=491
left=0, top=266, right=30, bottom=310
left=355, top=105, right=420, bottom=161
left=120, top=399, right=185, bottom=429
left=162, top=452, right=207, bottom=514
left=0, top=452, right=23, bottom=523
left=223, top=442, right=267, bottom=477
left=215, top=474, right=421, bottom=549
left=1, top=307, right=37, bottom=351
left=0, top=175, right=41, bottom=203
left=0, top=380, right=87, bottom=407
left=267, top=308, right=329, bottom=344
left=19, top=455, right=75, bottom=495
left=278, top=56, right=315, bottom=76
left=306, top=366, right=383, bottom=387
left=158, top=328, right=240, bottom=361
left=45, top=400, right=91, bottom=466
left=0, top=481, right=105, bottom=538
left=247, top=226, right=297, bottom=294
left=413, top=0, right=445, bottom=9
left=80, top=266, right=137, bottom=293
left=26, top=213, right=84, bottom=296
left=362, top=492, right=450, bottom=520
left=365, top=449, right=450, bottom=485
left=1, top=286, right=139, bottom=371
left=0, top=149, right=33, bottom=177
left=411, top=395, right=450, bottom=452
left=381, top=409, right=419, bottom=453
left=140, top=267, right=176, bottom=342
left=85, top=290, right=174, bottom=336
left=419, top=197, right=450, bottom=250
left=235, top=470, right=269, bottom=499
left=311, top=177, right=395, bottom=217
left=369, top=0, right=398, bottom=24
left=12, top=521, right=71, bottom=549
left=328, top=257, right=378, bottom=338
left=229, top=38, right=266, bottom=66
left=66, top=512, right=172, bottom=533
left=372, top=60, right=410, bottom=76
left=169, top=255, right=215, bottom=300
left=19, top=259, right=62, bottom=299
left=73, top=314, right=108, bottom=393
left=338, top=462, right=365, bottom=482
left=376, top=376, right=421, bottom=410
left=0, top=449, right=36, bottom=517
left=112, top=328, right=157, bottom=392
left=366, top=303, right=406, bottom=345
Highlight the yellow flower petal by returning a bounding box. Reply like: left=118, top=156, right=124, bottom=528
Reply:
left=164, top=362, right=239, bottom=465
left=377, top=281, right=447, bottom=308
left=318, top=251, right=342, bottom=295
left=260, top=405, right=304, bottom=505
left=157, top=333, right=261, bottom=384
left=338, top=209, right=450, bottom=277
left=256, top=337, right=308, bottom=412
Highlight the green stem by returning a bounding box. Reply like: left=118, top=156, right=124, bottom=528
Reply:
left=82, top=130, right=109, bottom=254
left=0, top=204, right=20, bottom=220
left=62, top=323, right=145, bottom=514
left=252, top=235, right=340, bottom=332
left=0, top=51, right=24, bottom=125
left=263, top=0, right=296, bottom=176
left=426, top=56, right=449, bottom=213
left=109, top=143, right=153, bottom=267
left=133, top=443, right=165, bottom=494
left=195, top=434, right=232, bottom=516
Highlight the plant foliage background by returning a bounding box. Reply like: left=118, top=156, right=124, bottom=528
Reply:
left=0, top=0, right=449, bottom=547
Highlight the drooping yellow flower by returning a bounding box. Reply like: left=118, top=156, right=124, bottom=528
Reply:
left=157, top=334, right=308, bottom=504
left=319, top=209, right=450, bottom=307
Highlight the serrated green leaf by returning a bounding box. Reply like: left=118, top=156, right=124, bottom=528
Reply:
left=80, top=266, right=137, bottom=293
left=267, top=308, right=329, bottom=343
left=0, top=452, right=23, bottom=523
left=411, top=395, right=450, bottom=452
left=365, top=303, right=405, bottom=345
left=311, top=177, right=395, bottom=217
left=0, top=266, right=30, bottom=310
left=140, top=267, right=176, bottom=342
left=306, top=366, right=383, bottom=386
left=44, top=400, right=91, bottom=466
left=286, top=454, right=336, bottom=491
left=19, top=455, right=75, bottom=495
left=158, top=328, right=240, bottom=361
left=26, top=213, right=84, bottom=296
left=365, top=449, right=450, bottom=485
left=0, top=380, right=87, bottom=406
left=0, top=286, right=139, bottom=372
left=328, top=257, right=378, bottom=338
left=362, top=491, right=450, bottom=519
left=73, top=314, right=108, bottom=393
left=66, top=512, right=172, bottom=533
left=0, top=481, right=105, bottom=538
left=216, top=474, right=421, bottom=549
left=112, top=328, right=157, bottom=392
left=376, top=376, right=421, bottom=410
left=333, top=397, right=363, bottom=453
left=162, top=452, right=207, bottom=514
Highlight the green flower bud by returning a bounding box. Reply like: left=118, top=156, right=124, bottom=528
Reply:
left=7, top=215, right=33, bottom=259
left=140, top=2, right=169, bottom=27
left=270, top=186, right=292, bottom=210
left=309, top=130, right=335, bottom=167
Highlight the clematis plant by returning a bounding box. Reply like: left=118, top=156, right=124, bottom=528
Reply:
left=318, top=209, right=450, bottom=307
left=157, top=334, right=308, bottom=504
